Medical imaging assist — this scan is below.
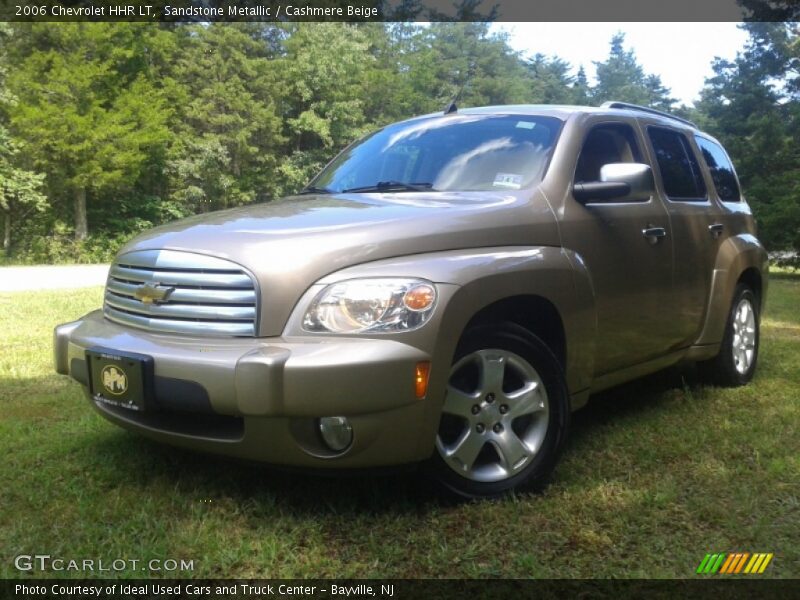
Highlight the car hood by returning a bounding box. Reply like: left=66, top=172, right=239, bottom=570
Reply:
left=119, top=190, right=559, bottom=335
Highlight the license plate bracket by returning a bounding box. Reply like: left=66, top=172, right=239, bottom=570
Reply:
left=86, top=347, right=154, bottom=411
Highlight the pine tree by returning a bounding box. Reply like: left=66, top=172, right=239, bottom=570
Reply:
left=167, top=23, right=284, bottom=211
left=527, top=54, right=577, bottom=104
left=572, top=66, right=592, bottom=105
left=697, top=23, right=800, bottom=261
left=7, top=24, right=171, bottom=241
left=592, top=33, right=675, bottom=110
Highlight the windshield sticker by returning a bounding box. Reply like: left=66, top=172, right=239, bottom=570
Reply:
left=516, top=121, right=536, bottom=129
left=493, top=173, right=523, bottom=189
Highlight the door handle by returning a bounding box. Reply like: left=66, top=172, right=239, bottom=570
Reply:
left=642, top=226, right=667, bottom=245
left=709, top=223, right=724, bottom=238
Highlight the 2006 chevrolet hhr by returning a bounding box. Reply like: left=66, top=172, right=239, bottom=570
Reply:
left=55, top=102, right=767, bottom=497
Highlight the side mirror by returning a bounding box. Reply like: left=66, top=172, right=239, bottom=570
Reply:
left=573, top=163, right=654, bottom=204
left=600, top=163, right=655, bottom=198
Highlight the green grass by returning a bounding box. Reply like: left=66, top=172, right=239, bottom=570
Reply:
left=1, top=273, right=798, bottom=579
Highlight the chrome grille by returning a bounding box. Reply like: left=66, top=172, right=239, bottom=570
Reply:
left=103, top=250, right=258, bottom=337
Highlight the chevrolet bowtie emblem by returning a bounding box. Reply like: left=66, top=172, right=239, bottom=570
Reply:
left=134, top=282, right=175, bottom=305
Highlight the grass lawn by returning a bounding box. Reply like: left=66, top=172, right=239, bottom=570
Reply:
left=1, top=272, right=798, bottom=579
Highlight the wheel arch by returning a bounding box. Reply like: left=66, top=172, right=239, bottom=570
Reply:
left=461, top=295, right=567, bottom=372
left=427, top=247, right=597, bottom=408
left=737, top=266, right=764, bottom=308
left=695, top=233, right=769, bottom=346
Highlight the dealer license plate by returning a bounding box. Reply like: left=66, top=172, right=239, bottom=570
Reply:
left=86, top=348, right=153, bottom=411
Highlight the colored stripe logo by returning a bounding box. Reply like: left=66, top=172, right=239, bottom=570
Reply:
left=696, top=552, right=773, bottom=574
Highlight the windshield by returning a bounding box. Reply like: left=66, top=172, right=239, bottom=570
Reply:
left=308, top=114, right=562, bottom=193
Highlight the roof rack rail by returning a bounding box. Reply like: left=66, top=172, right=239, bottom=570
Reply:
left=600, top=101, right=697, bottom=128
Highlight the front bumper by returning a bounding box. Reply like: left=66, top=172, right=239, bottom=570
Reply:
left=54, top=310, right=438, bottom=467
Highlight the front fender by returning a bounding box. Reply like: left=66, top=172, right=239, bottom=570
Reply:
left=286, top=245, right=596, bottom=459
left=306, top=245, right=596, bottom=398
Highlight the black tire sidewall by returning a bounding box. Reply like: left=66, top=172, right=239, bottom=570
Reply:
left=428, top=322, right=570, bottom=499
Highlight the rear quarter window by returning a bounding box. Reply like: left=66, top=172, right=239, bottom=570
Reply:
left=695, top=136, right=742, bottom=202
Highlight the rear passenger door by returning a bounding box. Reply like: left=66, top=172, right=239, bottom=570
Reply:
left=644, top=126, right=723, bottom=346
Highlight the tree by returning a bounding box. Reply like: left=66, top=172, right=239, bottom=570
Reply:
left=8, top=24, right=172, bottom=240
left=526, top=54, right=577, bottom=104
left=0, top=128, right=47, bottom=253
left=697, top=23, right=800, bottom=261
left=592, top=33, right=675, bottom=110
left=167, top=24, right=285, bottom=212
left=7, top=22, right=794, bottom=268
left=572, top=66, right=592, bottom=105
left=405, top=23, right=535, bottom=111
left=0, top=23, right=47, bottom=254
left=271, top=23, right=377, bottom=193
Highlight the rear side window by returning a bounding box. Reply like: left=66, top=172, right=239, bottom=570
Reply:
left=695, top=136, right=741, bottom=202
left=647, top=127, right=707, bottom=201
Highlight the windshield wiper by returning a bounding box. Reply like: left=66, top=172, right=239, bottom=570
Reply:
left=297, top=185, right=335, bottom=195
left=342, top=181, right=436, bottom=193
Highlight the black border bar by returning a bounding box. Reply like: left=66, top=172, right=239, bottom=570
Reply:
left=4, top=579, right=800, bottom=600
left=2, top=0, right=798, bottom=23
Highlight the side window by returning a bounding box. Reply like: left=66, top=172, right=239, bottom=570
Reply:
left=647, top=127, right=707, bottom=201
left=575, top=123, right=643, bottom=184
left=695, top=136, right=741, bottom=202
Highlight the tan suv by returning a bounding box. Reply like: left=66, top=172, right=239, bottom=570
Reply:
left=54, top=102, right=768, bottom=498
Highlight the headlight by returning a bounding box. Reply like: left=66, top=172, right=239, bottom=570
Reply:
left=303, top=278, right=437, bottom=334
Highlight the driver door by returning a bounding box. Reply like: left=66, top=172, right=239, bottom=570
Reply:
left=559, top=120, right=675, bottom=375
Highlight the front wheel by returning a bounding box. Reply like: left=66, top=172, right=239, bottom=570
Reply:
left=429, top=323, right=570, bottom=499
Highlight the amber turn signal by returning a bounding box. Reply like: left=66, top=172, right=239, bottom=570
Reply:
left=415, top=361, right=431, bottom=399
left=403, top=284, right=436, bottom=311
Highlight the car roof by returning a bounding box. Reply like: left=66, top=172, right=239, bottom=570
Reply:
left=408, top=103, right=699, bottom=132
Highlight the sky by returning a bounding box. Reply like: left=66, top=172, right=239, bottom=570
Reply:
left=491, top=23, right=750, bottom=106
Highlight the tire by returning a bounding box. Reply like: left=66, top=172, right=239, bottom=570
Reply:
left=701, top=284, right=760, bottom=386
left=428, top=322, right=570, bottom=499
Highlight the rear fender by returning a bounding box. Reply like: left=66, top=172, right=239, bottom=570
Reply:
left=695, top=233, right=768, bottom=346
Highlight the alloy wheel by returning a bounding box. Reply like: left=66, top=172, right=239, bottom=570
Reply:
left=435, top=349, right=550, bottom=483
left=732, top=297, right=756, bottom=375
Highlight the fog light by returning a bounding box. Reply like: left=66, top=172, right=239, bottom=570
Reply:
left=318, top=416, right=353, bottom=452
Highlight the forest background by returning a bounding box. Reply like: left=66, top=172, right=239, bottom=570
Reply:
left=0, top=22, right=797, bottom=265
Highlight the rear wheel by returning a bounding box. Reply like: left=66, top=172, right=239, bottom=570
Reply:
left=702, top=284, right=760, bottom=386
left=430, top=323, right=569, bottom=499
